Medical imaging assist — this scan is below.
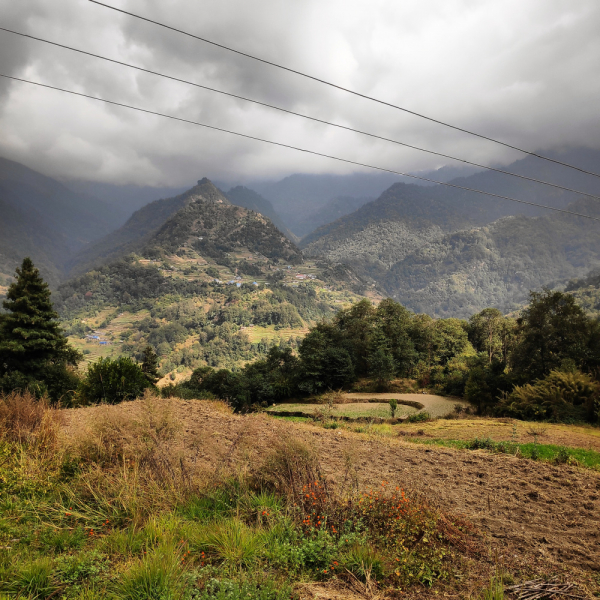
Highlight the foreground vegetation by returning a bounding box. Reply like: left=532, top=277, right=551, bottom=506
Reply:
left=0, top=392, right=490, bottom=599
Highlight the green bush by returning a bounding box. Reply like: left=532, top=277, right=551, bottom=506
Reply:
left=78, top=357, right=153, bottom=405
left=406, top=411, right=431, bottom=423
left=497, top=369, right=599, bottom=422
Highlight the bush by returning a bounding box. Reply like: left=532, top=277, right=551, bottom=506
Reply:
left=78, top=357, right=154, bottom=405
left=406, top=411, right=431, bottom=423
left=497, top=369, right=600, bottom=422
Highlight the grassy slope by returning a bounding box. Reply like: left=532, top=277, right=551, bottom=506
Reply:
left=4, top=395, right=600, bottom=599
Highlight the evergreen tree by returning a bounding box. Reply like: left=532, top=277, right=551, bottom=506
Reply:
left=0, top=258, right=80, bottom=392
left=141, top=345, right=160, bottom=385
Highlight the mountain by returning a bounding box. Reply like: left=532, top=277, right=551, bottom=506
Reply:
left=0, top=156, right=129, bottom=285
left=67, top=178, right=301, bottom=276
left=224, top=186, right=297, bottom=242
left=302, top=148, right=600, bottom=317
left=143, top=181, right=301, bottom=265
left=248, top=167, right=481, bottom=236
left=384, top=199, right=600, bottom=317
left=292, top=196, right=375, bottom=239
left=55, top=179, right=370, bottom=381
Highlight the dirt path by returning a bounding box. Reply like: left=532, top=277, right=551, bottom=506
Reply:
left=64, top=400, right=600, bottom=573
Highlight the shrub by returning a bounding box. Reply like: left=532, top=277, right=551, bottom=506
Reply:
left=389, top=399, right=398, bottom=418
left=78, top=357, right=153, bottom=405
left=406, top=411, right=431, bottom=423
left=497, top=369, right=600, bottom=422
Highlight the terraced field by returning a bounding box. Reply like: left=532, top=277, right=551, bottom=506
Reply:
left=269, top=393, right=464, bottom=419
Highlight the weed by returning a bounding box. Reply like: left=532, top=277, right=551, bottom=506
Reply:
left=342, top=543, right=385, bottom=582
left=466, top=437, right=496, bottom=450
left=197, top=577, right=293, bottom=600
left=479, top=575, right=504, bottom=599
left=0, top=391, right=63, bottom=451
left=5, top=557, right=58, bottom=600
left=113, top=541, right=185, bottom=600
left=38, top=525, right=87, bottom=553
left=201, top=519, right=265, bottom=567
left=555, top=447, right=571, bottom=464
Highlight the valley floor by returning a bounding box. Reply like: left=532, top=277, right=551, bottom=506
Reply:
left=64, top=399, right=600, bottom=597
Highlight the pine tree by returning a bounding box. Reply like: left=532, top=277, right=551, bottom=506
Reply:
left=141, top=345, right=160, bottom=385
left=0, top=257, right=79, bottom=381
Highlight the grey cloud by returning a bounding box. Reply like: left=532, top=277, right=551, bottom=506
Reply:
left=0, top=0, right=599, bottom=185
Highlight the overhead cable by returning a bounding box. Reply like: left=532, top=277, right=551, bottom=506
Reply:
left=2, top=73, right=599, bottom=223
left=2, top=26, right=600, bottom=202
left=88, top=0, right=600, bottom=181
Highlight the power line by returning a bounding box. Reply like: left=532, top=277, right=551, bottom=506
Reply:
left=3, top=26, right=600, bottom=203
left=88, top=0, right=600, bottom=181
left=3, top=73, right=599, bottom=224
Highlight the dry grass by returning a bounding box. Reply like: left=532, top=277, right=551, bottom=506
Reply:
left=0, top=390, right=64, bottom=451
left=57, top=392, right=212, bottom=525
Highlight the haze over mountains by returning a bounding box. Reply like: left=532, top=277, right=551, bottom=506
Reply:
left=2, top=147, right=600, bottom=320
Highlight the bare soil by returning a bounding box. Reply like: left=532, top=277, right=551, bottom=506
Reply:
left=64, top=399, right=600, bottom=595
left=399, top=418, right=600, bottom=452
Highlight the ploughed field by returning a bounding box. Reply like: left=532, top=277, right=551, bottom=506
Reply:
left=268, top=393, right=466, bottom=419
left=65, top=399, right=600, bottom=582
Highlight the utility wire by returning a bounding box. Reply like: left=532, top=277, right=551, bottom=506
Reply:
left=3, top=26, right=600, bottom=203
left=88, top=0, right=600, bottom=181
left=2, top=73, right=599, bottom=223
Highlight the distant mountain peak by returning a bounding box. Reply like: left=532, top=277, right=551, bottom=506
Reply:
left=191, top=178, right=230, bottom=205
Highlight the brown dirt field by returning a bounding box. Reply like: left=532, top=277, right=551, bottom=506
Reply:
left=63, top=399, right=600, bottom=593
left=400, top=418, right=600, bottom=452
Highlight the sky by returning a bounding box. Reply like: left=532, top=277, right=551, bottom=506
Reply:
left=1, top=0, right=600, bottom=187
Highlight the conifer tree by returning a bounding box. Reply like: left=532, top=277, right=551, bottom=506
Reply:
left=0, top=257, right=79, bottom=383
left=141, top=345, right=160, bottom=385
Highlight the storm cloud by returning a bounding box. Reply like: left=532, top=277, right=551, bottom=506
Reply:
left=0, top=0, right=599, bottom=186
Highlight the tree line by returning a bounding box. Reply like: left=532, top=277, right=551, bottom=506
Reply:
left=1, top=257, right=599, bottom=423
left=175, top=295, right=600, bottom=423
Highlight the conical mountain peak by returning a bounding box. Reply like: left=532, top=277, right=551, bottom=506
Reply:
left=190, top=177, right=230, bottom=205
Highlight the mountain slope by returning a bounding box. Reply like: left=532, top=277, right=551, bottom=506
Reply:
left=302, top=148, right=600, bottom=317
left=55, top=183, right=371, bottom=381
left=386, top=199, right=600, bottom=317
left=224, top=186, right=297, bottom=242
left=0, top=156, right=129, bottom=285
left=67, top=178, right=231, bottom=275
left=145, top=186, right=302, bottom=264
left=302, top=182, right=478, bottom=269
left=0, top=156, right=121, bottom=250
left=0, top=193, right=70, bottom=287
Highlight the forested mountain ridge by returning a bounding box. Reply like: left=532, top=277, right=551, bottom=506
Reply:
left=0, top=156, right=130, bottom=286
left=67, top=178, right=233, bottom=275
left=224, top=186, right=297, bottom=242
left=67, top=178, right=306, bottom=276
left=144, top=187, right=302, bottom=264
left=302, top=148, right=600, bottom=259
left=250, top=166, right=481, bottom=236
left=386, top=199, right=600, bottom=317
left=292, top=196, right=375, bottom=238
left=53, top=177, right=371, bottom=381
